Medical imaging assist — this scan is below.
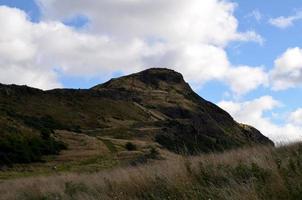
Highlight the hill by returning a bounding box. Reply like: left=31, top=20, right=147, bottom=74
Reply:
left=0, top=68, right=273, bottom=166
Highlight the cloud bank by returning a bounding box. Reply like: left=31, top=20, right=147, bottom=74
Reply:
left=0, top=0, right=264, bottom=94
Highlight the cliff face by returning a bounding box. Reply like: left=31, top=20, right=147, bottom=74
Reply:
left=0, top=68, right=273, bottom=159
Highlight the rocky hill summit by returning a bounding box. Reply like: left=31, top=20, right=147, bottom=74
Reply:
left=93, top=68, right=273, bottom=151
left=93, top=68, right=191, bottom=92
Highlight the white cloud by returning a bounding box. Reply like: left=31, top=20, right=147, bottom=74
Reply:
left=269, top=12, right=302, bottom=29
left=0, top=65, right=60, bottom=89
left=0, top=1, right=265, bottom=94
left=37, top=0, right=263, bottom=46
left=270, top=47, right=302, bottom=90
left=37, top=0, right=264, bottom=92
left=289, top=108, right=302, bottom=126
left=0, top=6, right=145, bottom=89
left=225, top=65, right=268, bottom=95
left=0, top=6, right=61, bottom=89
left=218, top=96, right=302, bottom=144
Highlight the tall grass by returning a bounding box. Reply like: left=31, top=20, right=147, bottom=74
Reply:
left=1, top=143, right=302, bottom=200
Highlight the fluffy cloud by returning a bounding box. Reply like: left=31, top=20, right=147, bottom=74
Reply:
left=0, top=6, right=147, bottom=89
left=0, top=1, right=265, bottom=94
left=270, top=47, right=302, bottom=90
left=218, top=96, right=302, bottom=144
left=225, top=65, right=268, bottom=95
left=289, top=108, right=302, bottom=126
left=269, top=12, right=302, bottom=29
left=36, top=0, right=263, bottom=84
left=0, top=6, right=60, bottom=89
left=37, top=0, right=263, bottom=45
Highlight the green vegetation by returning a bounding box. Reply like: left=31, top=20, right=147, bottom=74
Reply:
left=0, top=111, right=67, bottom=166
left=99, top=138, right=117, bottom=153
left=128, top=147, right=161, bottom=166
left=54, top=155, right=119, bottom=174
left=0, top=130, right=66, bottom=166
left=147, top=147, right=160, bottom=159
left=0, top=154, right=119, bottom=180
left=125, top=142, right=137, bottom=151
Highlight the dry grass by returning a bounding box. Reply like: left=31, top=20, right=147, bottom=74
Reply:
left=1, top=143, right=302, bottom=200
left=55, top=131, right=111, bottom=161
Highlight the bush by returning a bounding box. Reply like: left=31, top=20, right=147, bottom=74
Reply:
left=125, top=142, right=137, bottom=151
left=20, top=115, right=64, bottom=133
left=232, top=163, right=271, bottom=184
left=147, top=147, right=160, bottom=159
left=0, top=131, right=67, bottom=166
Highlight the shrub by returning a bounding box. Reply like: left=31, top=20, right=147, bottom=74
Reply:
left=125, top=142, right=137, bottom=151
left=0, top=131, right=66, bottom=166
left=232, top=163, right=271, bottom=184
left=147, top=147, right=160, bottom=159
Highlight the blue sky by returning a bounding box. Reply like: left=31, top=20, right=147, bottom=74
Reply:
left=0, top=0, right=40, bottom=21
left=0, top=0, right=302, bottom=143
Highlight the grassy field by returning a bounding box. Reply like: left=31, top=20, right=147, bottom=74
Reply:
left=1, top=142, right=302, bottom=200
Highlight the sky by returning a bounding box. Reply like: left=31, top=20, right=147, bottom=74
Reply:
left=0, top=0, right=302, bottom=144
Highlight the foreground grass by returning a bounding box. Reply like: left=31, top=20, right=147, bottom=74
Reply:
left=1, top=143, right=302, bottom=200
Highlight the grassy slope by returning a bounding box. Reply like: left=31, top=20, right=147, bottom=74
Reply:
left=1, top=143, right=302, bottom=200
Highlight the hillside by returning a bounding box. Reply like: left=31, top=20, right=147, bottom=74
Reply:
left=0, top=68, right=273, bottom=166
